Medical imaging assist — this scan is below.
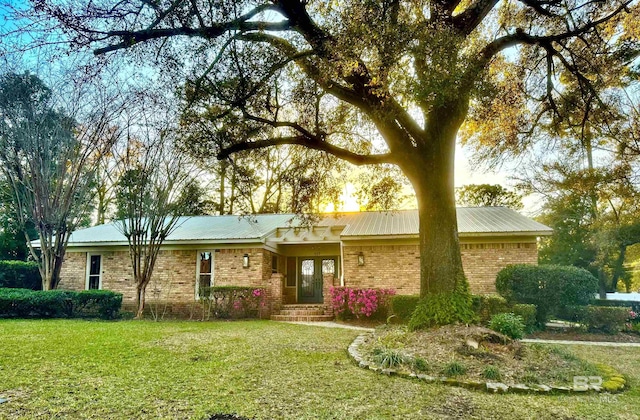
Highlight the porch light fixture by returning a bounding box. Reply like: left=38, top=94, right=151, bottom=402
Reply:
left=357, top=252, right=365, bottom=266
left=243, top=254, right=250, bottom=268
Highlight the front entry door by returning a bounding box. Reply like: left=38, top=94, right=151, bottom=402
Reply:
left=298, top=257, right=337, bottom=303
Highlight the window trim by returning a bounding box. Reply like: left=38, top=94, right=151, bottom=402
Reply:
left=195, top=250, right=214, bottom=299
left=85, top=253, right=103, bottom=290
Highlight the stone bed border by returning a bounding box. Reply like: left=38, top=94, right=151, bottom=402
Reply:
left=347, top=332, right=626, bottom=394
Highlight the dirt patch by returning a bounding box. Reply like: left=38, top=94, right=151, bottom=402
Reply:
left=361, top=325, right=601, bottom=387
left=528, top=330, right=640, bottom=343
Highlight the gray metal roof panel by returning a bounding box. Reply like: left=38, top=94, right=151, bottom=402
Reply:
left=65, top=207, right=551, bottom=246
left=67, top=214, right=296, bottom=245
left=327, top=207, right=551, bottom=237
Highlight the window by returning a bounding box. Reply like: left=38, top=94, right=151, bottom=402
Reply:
left=86, top=254, right=102, bottom=290
left=322, top=259, right=335, bottom=276
left=272, top=255, right=278, bottom=273
left=286, top=257, right=296, bottom=287
left=196, top=251, right=213, bottom=298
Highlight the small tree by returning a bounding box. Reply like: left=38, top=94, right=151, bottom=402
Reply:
left=0, top=72, right=118, bottom=290
left=115, top=125, right=197, bottom=318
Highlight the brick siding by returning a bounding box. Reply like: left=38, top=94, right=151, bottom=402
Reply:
left=342, top=241, right=538, bottom=295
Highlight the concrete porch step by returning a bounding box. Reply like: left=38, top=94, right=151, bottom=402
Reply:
left=271, top=314, right=335, bottom=322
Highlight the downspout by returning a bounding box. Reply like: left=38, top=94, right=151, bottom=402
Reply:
left=340, top=240, right=345, bottom=287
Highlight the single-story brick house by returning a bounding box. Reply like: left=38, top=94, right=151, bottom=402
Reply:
left=57, top=207, right=552, bottom=318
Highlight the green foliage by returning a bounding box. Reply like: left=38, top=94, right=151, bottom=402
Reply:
left=389, top=295, right=420, bottom=323
left=74, top=290, right=123, bottom=319
left=593, top=299, right=640, bottom=313
left=482, top=366, right=502, bottom=381
left=489, top=313, right=525, bottom=340
left=412, top=357, right=429, bottom=372
left=511, top=304, right=537, bottom=333
left=537, top=195, right=598, bottom=272
left=0, top=288, right=122, bottom=319
left=582, top=306, right=630, bottom=334
left=408, top=290, right=476, bottom=331
left=496, top=264, right=598, bottom=324
left=456, top=184, right=523, bottom=209
left=471, top=294, right=509, bottom=323
left=442, top=361, right=467, bottom=377
left=372, top=347, right=406, bottom=369
left=198, top=286, right=265, bottom=319
left=0, top=260, right=41, bottom=290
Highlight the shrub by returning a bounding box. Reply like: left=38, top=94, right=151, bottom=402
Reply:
left=0, top=261, right=41, bottom=290
left=389, top=295, right=420, bottom=323
left=482, top=366, right=502, bottom=381
left=511, top=304, right=537, bottom=333
left=199, top=286, right=266, bottom=319
left=471, top=294, right=509, bottom=323
left=593, top=299, right=640, bottom=313
left=329, top=287, right=395, bottom=319
left=496, top=264, right=598, bottom=324
left=489, top=313, right=525, bottom=340
left=408, top=290, right=476, bottom=331
left=0, top=288, right=122, bottom=319
left=582, top=306, right=630, bottom=334
left=73, top=290, right=123, bottom=319
left=443, top=361, right=467, bottom=377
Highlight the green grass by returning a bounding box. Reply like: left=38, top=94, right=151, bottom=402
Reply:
left=0, top=320, right=639, bottom=419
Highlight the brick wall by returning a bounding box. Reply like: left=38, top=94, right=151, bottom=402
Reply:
left=59, top=247, right=278, bottom=308
left=342, top=241, right=539, bottom=295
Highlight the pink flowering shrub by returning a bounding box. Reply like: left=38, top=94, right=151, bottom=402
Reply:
left=329, top=286, right=396, bottom=319
left=199, top=286, right=266, bottom=319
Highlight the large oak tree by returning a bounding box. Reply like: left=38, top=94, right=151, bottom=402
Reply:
left=26, top=0, right=637, bottom=321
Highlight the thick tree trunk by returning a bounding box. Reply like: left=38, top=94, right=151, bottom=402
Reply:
left=405, top=107, right=467, bottom=299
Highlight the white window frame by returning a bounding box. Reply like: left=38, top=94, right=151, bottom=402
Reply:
left=195, top=250, right=214, bottom=299
left=85, top=253, right=103, bottom=290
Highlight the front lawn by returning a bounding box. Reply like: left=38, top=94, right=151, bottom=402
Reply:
left=0, top=320, right=639, bottom=419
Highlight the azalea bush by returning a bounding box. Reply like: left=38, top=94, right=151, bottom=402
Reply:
left=329, top=286, right=395, bottom=319
left=199, top=286, right=266, bottom=320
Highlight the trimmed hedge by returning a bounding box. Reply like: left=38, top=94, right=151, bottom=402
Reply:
left=472, top=294, right=509, bottom=323
left=496, top=264, right=598, bottom=324
left=557, top=305, right=630, bottom=333
left=0, top=260, right=41, bottom=290
left=512, top=303, right=537, bottom=333
left=593, top=299, right=640, bottom=313
left=389, top=295, right=420, bottom=323
left=0, top=288, right=122, bottom=319
left=582, top=306, right=630, bottom=334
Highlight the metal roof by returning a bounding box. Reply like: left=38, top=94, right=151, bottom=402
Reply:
left=64, top=207, right=551, bottom=246
left=65, top=214, right=295, bottom=245
left=325, top=207, right=553, bottom=238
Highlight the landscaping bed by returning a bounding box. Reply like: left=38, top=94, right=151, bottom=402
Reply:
left=358, top=324, right=615, bottom=388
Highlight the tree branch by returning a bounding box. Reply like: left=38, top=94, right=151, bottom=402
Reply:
left=218, top=136, right=394, bottom=166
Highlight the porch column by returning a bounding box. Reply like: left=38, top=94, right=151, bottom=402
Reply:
left=266, top=273, right=284, bottom=318
left=322, top=273, right=336, bottom=306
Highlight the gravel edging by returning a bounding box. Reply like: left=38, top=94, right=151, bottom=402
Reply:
left=347, top=332, right=625, bottom=394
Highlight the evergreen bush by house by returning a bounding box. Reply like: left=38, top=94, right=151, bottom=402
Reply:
left=0, top=261, right=41, bottom=290
left=496, top=264, right=598, bottom=324
left=0, top=288, right=122, bottom=319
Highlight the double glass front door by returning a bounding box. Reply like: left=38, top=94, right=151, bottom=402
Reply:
left=298, top=257, right=336, bottom=303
